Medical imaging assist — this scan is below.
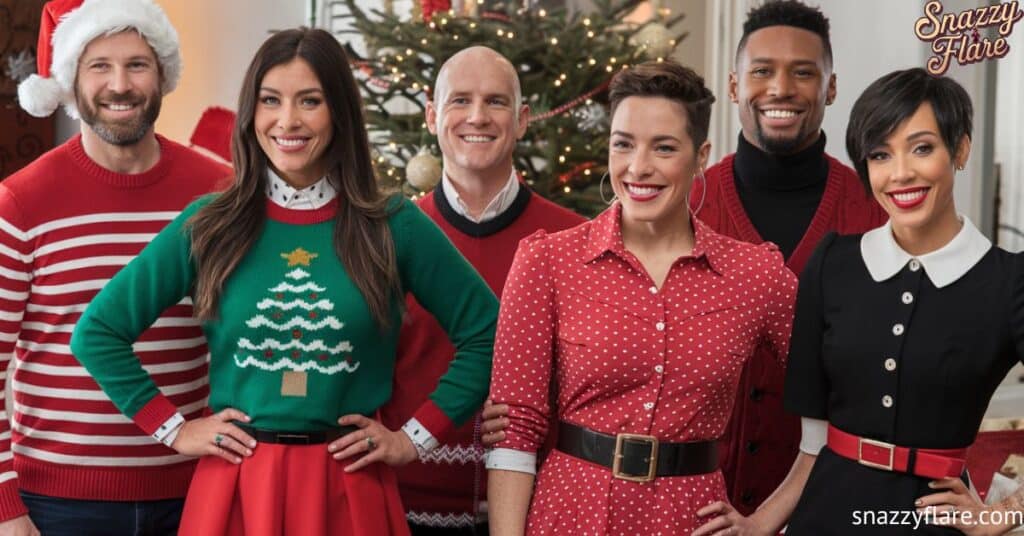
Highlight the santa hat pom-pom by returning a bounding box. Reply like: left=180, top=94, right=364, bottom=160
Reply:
left=17, top=75, right=64, bottom=118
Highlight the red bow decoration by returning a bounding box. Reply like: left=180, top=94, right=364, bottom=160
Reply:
left=421, top=0, right=451, bottom=22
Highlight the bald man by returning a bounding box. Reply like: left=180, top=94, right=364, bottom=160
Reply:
left=380, top=47, right=585, bottom=535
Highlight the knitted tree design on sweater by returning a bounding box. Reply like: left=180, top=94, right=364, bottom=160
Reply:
left=232, top=247, right=359, bottom=375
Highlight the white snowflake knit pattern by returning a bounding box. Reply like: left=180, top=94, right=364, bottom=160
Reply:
left=233, top=260, right=359, bottom=374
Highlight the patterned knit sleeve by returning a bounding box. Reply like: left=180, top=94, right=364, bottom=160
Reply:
left=70, top=197, right=210, bottom=435
left=393, top=198, right=498, bottom=441
left=0, top=186, right=33, bottom=521
left=487, top=230, right=556, bottom=471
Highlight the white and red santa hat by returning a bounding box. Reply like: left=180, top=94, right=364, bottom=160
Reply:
left=17, top=0, right=182, bottom=119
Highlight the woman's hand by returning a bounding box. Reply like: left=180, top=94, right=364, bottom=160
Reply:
left=916, top=477, right=1007, bottom=536
left=170, top=408, right=256, bottom=464
left=328, top=414, right=418, bottom=472
left=693, top=501, right=771, bottom=536
left=481, top=399, right=510, bottom=446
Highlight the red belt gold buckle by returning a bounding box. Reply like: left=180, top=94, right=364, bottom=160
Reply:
left=858, top=437, right=895, bottom=471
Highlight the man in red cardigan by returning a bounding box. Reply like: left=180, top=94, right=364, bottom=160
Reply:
left=380, top=46, right=584, bottom=536
left=688, top=0, right=886, bottom=515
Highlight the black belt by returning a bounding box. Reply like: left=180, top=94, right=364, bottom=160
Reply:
left=234, top=422, right=358, bottom=445
left=556, top=421, right=718, bottom=482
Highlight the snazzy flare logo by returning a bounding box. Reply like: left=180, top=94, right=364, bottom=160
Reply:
left=914, top=1, right=1023, bottom=75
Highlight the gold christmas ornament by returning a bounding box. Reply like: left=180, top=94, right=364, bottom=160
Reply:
left=405, top=149, right=442, bottom=191
left=630, top=22, right=673, bottom=59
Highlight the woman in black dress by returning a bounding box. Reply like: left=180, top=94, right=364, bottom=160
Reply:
left=694, top=68, right=1024, bottom=536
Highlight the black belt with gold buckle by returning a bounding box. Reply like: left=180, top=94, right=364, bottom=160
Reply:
left=233, top=422, right=358, bottom=445
left=556, top=421, right=718, bottom=482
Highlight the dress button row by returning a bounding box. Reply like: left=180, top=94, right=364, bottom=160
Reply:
left=649, top=286, right=658, bottom=295
left=901, top=292, right=914, bottom=304
left=643, top=402, right=655, bottom=410
left=882, top=395, right=894, bottom=408
left=654, top=365, right=664, bottom=374
left=655, top=322, right=665, bottom=331
left=884, top=358, right=897, bottom=371
left=909, top=259, right=921, bottom=271
left=892, top=323, right=904, bottom=336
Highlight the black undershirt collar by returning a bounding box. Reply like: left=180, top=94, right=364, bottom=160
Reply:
left=433, top=182, right=532, bottom=238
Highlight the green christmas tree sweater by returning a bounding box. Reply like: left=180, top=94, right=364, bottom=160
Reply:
left=70, top=195, right=498, bottom=440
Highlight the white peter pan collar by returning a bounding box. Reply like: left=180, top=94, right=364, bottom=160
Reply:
left=860, top=216, right=991, bottom=288
left=265, top=169, right=338, bottom=210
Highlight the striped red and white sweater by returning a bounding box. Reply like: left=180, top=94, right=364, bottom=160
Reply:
left=0, top=134, right=229, bottom=521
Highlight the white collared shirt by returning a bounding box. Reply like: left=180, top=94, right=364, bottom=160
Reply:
left=860, top=216, right=991, bottom=288
left=440, top=169, right=520, bottom=223
left=265, top=169, right=338, bottom=210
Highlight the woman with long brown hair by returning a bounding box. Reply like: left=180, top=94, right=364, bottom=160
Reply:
left=70, top=28, right=497, bottom=535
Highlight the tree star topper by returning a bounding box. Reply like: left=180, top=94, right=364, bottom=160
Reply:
left=281, top=248, right=319, bottom=267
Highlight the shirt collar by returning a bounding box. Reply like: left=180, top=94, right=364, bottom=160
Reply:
left=440, top=168, right=520, bottom=223
left=860, top=216, right=991, bottom=288
left=265, top=169, right=337, bottom=210
left=584, top=202, right=728, bottom=275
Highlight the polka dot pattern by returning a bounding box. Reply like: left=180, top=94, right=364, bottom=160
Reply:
left=491, top=203, right=797, bottom=534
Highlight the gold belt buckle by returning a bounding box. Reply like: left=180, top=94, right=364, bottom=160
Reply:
left=612, top=433, right=659, bottom=482
left=858, top=437, right=895, bottom=471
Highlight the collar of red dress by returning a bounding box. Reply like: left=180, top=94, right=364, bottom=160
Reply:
left=583, top=201, right=728, bottom=275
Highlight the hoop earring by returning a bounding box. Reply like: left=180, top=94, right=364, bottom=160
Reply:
left=691, top=172, right=707, bottom=216
left=599, top=171, right=616, bottom=205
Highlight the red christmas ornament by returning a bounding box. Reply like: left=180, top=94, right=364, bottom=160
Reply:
left=291, top=350, right=301, bottom=358
left=309, top=311, right=318, bottom=319
left=310, top=292, right=318, bottom=299
left=275, top=293, right=284, bottom=300
left=318, top=354, right=328, bottom=361
left=264, top=350, right=273, bottom=358
left=292, top=329, right=302, bottom=339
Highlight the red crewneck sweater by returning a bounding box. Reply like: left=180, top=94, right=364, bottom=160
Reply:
left=381, top=186, right=585, bottom=528
left=690, top=152, right=887, bottom=514
left=0, top=134, right=229, bottom=520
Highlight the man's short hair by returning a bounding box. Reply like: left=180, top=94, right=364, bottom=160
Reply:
left=735, top=0, right=833, bottom=69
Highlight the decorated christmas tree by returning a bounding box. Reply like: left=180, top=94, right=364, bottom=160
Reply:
left=234, top=247, right=358, bottom=396
left=327, top=0, right=685, bottom=216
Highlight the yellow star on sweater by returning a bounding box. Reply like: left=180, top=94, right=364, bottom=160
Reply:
left=281, top=247, right=318, bottom=266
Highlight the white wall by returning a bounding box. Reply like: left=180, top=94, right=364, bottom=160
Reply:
left=154, top=0, right=310, bottom=143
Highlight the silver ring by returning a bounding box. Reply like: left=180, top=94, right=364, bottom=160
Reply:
left=366, top=436, right=376, bottom=451
left=214, top=434, right=224, bottom=446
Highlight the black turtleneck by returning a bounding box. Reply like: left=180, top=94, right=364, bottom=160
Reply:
left=732, top=132, right=829, bottom=259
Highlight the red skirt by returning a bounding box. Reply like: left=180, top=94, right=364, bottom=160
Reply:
left=178, top=443, right=410, bottom=536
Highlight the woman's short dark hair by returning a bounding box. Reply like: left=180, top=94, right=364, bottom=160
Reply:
left=608, top=60, right=715, bottom=149
left=846, top=68, right=973, bottom=191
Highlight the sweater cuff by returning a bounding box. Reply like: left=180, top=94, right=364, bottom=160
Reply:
left=0, top=479, right=27, bottom=523
left=485, top=448, right=537, bottom=475
left=411, top=400, right=456, bottom=443
left=132, top=394, right=179, bottom=436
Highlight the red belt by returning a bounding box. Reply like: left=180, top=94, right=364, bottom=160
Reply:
left=827, top=424, right=968, bottom=480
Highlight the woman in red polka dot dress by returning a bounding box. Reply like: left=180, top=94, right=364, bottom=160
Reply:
left=485, top=60, right=798, bottom=535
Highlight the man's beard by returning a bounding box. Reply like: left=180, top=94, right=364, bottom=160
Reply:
left=78, top=90, right=161, bottom=146
left=754, top=117, right=810, bottom=155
